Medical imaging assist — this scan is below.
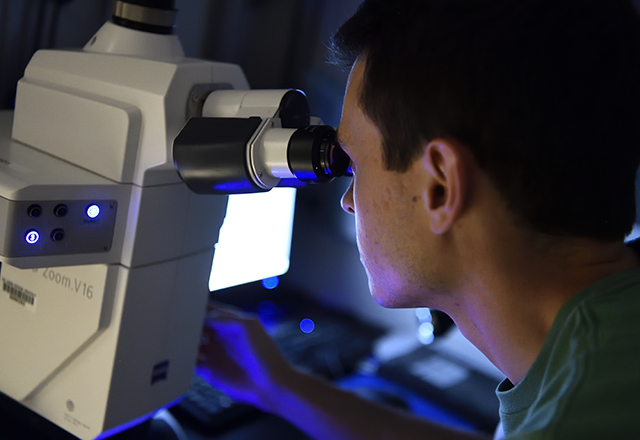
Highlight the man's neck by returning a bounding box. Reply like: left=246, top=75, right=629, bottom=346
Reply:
left=443, top=237, right=639, bottom=385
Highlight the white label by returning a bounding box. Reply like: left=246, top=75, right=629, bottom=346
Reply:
left=2, top=277, right=37, bottom=313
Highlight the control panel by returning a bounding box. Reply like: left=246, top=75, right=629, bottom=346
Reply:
left=1, top=198, right=118, bottom=257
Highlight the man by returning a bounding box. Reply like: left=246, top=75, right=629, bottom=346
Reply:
left=199, top=0, right=640, bottom=438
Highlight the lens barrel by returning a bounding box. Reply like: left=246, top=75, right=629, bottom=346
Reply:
left=174, top=120, right=351, bottom=194
left=287, top=126, right=350, bottom=183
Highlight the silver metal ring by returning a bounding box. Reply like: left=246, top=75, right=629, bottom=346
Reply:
left=114, top=1, right=176, bottom=28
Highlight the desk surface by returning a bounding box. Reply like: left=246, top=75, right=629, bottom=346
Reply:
left=0, top=390, right=309, bottom=440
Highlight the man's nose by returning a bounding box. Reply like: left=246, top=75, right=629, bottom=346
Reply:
left=341, top=179, right=355, bottom=214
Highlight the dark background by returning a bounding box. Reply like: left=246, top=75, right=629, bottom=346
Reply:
left=0, top=0, right=362, bottom=126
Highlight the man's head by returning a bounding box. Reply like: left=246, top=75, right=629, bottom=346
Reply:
left=333, top=0, right=640, bottom=242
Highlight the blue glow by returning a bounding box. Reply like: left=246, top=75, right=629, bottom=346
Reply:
left=94, top=396, right=185, bottom=439
left=300, top=318, right=315, bottom=334
left=194, top=365, right=214, bottom=386
left=95, top=412, right=153, bottom=440
left=258, top=300, right=277, bottom=317
left=261, top=276, right=280, bottom=290
left=257, top=300, right=285, bottom=331
left=25, top=230, right=40, bottom=245
left=336, top=374, right=476, bottom=432
left=86, top=204, right=100, bottom=219
left=214, top=181, right=256, bottom=192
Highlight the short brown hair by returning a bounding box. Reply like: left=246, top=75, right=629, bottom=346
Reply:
left=331, top=0, right=640, bottom=241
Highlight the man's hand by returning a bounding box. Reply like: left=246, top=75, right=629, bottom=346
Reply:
left=197, top=302, right=295, bottom=413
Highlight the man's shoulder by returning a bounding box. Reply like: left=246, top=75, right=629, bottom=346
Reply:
left=568, top=265, right=640, bottom=340
left=548, top=265, right=640, bottom=374
left=501, top=266, right=640, bottom=439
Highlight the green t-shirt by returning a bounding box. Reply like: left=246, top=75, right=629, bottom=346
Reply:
left=496, top=267, right=640, bottom=439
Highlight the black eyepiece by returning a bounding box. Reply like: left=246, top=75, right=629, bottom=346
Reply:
left=288, top=126, right=350, bottom=183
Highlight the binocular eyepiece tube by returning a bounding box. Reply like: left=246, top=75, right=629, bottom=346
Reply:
left=173, top=89, right=351, bottom=194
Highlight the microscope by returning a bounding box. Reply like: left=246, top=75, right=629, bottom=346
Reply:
left=0, top=1, right=349, bottom=439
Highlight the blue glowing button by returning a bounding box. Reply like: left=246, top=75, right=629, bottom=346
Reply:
left=25, top=230, right=40, bottom=245
left=86, top=204, right=100, bottom=219
left=261, top=276, right=280, bottom=290
left=300, top=318, right=316, bottom=334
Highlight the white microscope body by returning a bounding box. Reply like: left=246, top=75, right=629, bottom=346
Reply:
left=0, top=2, right=349, bottom=437
left=0, top=18, right=243, bottom=440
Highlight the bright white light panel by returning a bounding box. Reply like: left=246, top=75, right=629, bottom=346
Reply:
left=209, top=188, right=296, bottom=291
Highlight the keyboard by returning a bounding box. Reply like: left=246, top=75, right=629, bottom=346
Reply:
left=173, top=374, right=257, bottom=432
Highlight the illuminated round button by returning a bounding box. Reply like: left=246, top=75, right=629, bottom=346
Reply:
left=25, top=230, right=40, bottom=245
left=299, top=318, right=316, bottom=334
left=86, top=204, right=100, bottom=219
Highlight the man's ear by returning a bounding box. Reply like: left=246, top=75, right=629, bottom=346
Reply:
left=422, top=139, right=468, bottom=235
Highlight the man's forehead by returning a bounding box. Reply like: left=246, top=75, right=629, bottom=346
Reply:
left=336, top=59, right=367, bottom=146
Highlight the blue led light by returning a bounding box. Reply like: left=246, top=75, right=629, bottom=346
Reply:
left=300, top=318, right=315, bottom=334
left=86, top=204, right=100, bottom=219
left=261, top=276, right=280, bottom=290
left=25, top=230, right=40, bottom=245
